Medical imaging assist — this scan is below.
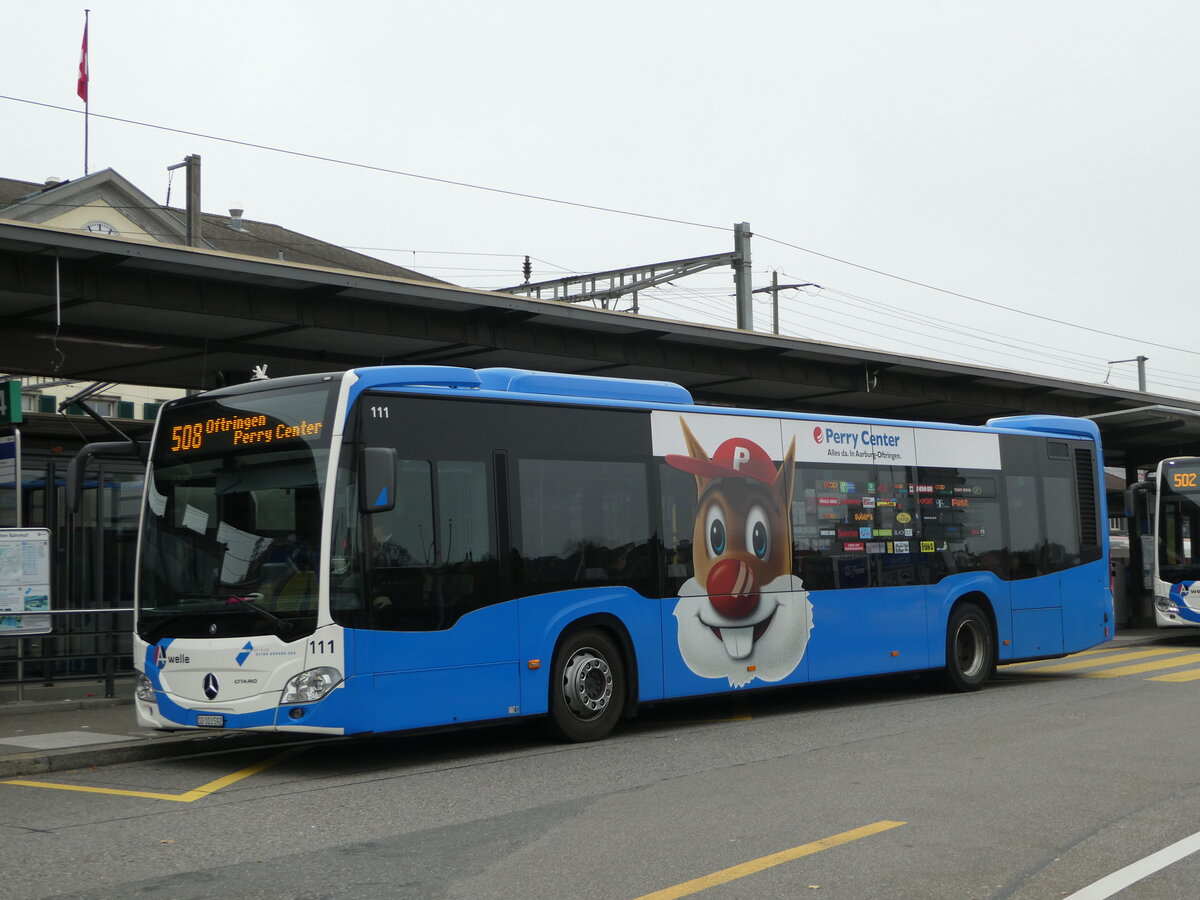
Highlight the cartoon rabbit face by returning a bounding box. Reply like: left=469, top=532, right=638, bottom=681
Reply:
left=692, top=473, right=794, bottom=624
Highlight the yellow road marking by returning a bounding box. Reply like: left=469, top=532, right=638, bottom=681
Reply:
left=1149, top=668, right=1200, bottom=683
left=632, top=820, right=907, bottom=900
left=1080, top=651, right=1200, bottom=679
left=1003, top=646, right=1148, bottom=668
left=1, top=750, right=292, bottom=802
left=1006, top=647, right=1187, bottom=674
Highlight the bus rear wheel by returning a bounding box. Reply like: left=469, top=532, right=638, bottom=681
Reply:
left=549, top=628, right=625, bottom=742
left=941, top=602, right=995, bottom=692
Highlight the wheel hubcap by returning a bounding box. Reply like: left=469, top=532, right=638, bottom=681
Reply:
left=562, top=648, right=613, bottom=720
left=954, top=619, right=986, bottom=678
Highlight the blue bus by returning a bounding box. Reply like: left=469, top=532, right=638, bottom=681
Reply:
left=132, top=366, right=1113, bottom=741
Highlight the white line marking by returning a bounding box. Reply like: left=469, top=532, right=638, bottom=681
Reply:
left=1064, top=830, right=1200, bottom=899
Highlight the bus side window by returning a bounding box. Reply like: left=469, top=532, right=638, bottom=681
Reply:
left=659, top=463, right=697, bottom=596
left=514, top=457, right=654, bottom=597
left=1005, top=475, right=1044, bottom=579
left=368, top=458, right=500, bottom=631
left=1042, top=473, right=1081, bottom=572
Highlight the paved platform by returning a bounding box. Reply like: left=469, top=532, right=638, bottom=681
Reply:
left=0, top=678, right=303, bottom=778
left=0, top=627, right=1179, bottom=778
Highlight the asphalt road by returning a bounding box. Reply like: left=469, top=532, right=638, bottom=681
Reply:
left=3, top=633, right=1200, bottom=900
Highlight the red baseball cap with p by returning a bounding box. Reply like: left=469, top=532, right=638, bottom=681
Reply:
left=666, top=437, right=779, bottom=484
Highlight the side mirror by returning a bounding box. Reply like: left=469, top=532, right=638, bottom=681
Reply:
left=360, top=447, right=397, bottom=513
left=67, top=441, right=146, bottom=514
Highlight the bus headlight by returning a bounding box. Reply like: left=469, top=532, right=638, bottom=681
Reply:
left=135, top=673, right=156, bottom=702
left=1156, top=596, right=1179, bottom=614
left=281, top=667, right=342, bottom=704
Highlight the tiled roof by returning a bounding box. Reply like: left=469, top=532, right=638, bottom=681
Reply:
left=0, top=175, right=444, bottom=284
left=0, top=176, right=50, bottom=208
left=188, top=209, right=444, bottom=282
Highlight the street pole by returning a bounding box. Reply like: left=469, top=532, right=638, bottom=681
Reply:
left=186, top=155, right=202, bottom=247
left=751, top=276, right=820, bottom=336
left=1108, top=356, right=1149, bottom=392
left=772, top=270, right=779, bottom=334
left=733, top=222, right=753, bottom=330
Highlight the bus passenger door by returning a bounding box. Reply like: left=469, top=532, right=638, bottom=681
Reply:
left=361, top=449, right=520, bottom=732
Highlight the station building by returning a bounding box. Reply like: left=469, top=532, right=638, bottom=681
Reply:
left=2, top=163, right=1199, bottom=692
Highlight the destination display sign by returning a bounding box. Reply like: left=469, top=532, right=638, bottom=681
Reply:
left=156, top=383, right=336, bottom=462
left=168, top=413, right=325, bottom=454
left=1167, top=465, right=1200, bottom=492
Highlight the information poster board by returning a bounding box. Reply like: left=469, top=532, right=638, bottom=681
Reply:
left=0, top=431, right=19, bottom=528
left=0, top=528, right=52, bottom=635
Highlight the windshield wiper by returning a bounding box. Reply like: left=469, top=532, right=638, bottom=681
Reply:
left=225, top=594, right=294, bottom=634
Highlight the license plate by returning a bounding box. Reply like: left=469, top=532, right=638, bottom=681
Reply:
left=196, top=714, right=224, bottom=727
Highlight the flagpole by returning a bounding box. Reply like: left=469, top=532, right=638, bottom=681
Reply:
left=80, top=10, right=90, bottom=174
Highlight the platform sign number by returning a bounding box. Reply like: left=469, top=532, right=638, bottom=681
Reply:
left=0, top=381, right=21, bottom=425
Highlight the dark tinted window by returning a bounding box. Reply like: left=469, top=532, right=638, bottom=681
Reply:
left=338, top=394, right=657, bottom=624
left=914, top=469, right=1006, bottom=580
left=514, top=458, right=655, bottom=596
left=342, top=395, right=501, bottom=631
left=364, top=457, right=498, bottom=631
left=1042, top=472, right=1081, bottom=572
left=660, top=464, right=698, bottom=596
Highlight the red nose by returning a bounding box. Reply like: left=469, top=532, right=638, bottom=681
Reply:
left=706, top=558, right=760, bottom=619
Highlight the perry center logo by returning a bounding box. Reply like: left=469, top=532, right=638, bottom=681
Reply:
left=665, top=419, right=813, bottom=689
left=812, top=426, right=824, bottom=444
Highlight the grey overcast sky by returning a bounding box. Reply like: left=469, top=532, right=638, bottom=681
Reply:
left=3, top=1, right=1199, bottom=401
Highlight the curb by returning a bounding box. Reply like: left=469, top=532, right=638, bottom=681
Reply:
left=0, top=730, right=311, bottom=779
left=0, top=697, right=131, bottom=717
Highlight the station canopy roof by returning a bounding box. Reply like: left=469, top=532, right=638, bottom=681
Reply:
left=2, top=219, right=1197, bottom=470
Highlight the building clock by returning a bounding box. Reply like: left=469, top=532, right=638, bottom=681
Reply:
left=81, top=221, right=119, bottom=236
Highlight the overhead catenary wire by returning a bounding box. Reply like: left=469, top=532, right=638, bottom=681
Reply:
left=2, top=92, right=1197, bottom=379
left=795, top=280, right=1200, bottom=388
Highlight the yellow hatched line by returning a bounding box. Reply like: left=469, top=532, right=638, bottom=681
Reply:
left=1, top=750, right=291, bottom=803
left=1007, top=647, right=1187, bottom=674
left=1081, top=652, right=1200, bottom=679
left=632, top=820, right=907, bottom=900
left=1149, top=668, right=1200, bottom=683
left=1002, top=646, right=1140, bottom=669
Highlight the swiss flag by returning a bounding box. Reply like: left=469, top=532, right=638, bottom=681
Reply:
left=77, top=21, right=88, bottom=102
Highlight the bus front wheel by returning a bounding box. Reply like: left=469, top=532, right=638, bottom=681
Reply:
left=941, top=602, right=995, bottom=692
left=549, top=628, right=625, bottom=742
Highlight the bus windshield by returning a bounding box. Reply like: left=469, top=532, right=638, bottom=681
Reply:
left=1159, top=461, right=1200, bottom=584
left=136, top=379, right=337, bottom=643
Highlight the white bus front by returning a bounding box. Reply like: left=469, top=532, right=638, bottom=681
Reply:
left=132, top=375, right=350, bottom=733
left=1153, top=458, right=1200, bottom=626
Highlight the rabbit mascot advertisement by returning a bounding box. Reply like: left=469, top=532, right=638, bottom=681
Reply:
left=661, top=416, right=813, bottom=689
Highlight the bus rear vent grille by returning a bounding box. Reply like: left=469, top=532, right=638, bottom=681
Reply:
left=1075, top=448, right=1099, bottom=547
